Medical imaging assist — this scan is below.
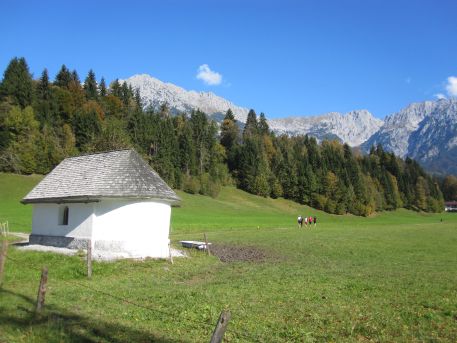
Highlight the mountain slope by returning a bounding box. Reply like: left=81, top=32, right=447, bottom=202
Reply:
left=122, top=74, right=383, bottom=147
left=362, top=99, right=457, bottom=175
left=121, top=74, right=250, bottom=122
left=122, top=73, right=457, bottom=174
left=362, top=101, right=435, bottom=157
left=268, top=110, right=383, bottom=147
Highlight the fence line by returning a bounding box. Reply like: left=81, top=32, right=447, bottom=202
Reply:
left=3, top=253, right=260, bottom=342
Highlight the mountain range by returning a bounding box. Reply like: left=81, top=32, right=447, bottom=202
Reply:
left=120, top=74, right=250, bottom=123
left=123, top=74, right=457, bottom=175
left=361, top=99, right=457, bottom=175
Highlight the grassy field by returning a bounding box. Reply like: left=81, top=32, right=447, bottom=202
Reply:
left=0, top=173, right=43, bottom=232
left=1, top=173, right=457, bottom=342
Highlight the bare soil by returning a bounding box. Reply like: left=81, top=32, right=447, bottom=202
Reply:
left=209, top=243, right=268, bottom=263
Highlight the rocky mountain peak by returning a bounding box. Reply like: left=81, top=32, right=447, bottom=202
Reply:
left=268, top=110, right=383, bottom=147
left=121, top=74, right=250, bottom=123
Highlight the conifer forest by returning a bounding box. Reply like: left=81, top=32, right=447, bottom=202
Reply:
left=0, top=57, right=446, bottom=215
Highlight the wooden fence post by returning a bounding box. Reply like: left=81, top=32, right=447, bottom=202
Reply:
left=169, top=242, right=174, bottom=265
left=204, top=233, right=211, bottom=256
left=210, top=310, right=231, bottom=343
left=0, top=240, right=8, bottom=286
left=36, top=267, right=48, bottom=313
left=87, top=240, right=92, bottom=279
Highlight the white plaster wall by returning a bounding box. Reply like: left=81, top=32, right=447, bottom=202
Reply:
left=31, top=203, right=94, bottom=238
left=93, top=199, right=171, bottom=258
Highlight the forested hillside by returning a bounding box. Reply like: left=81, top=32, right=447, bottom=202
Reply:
left=0, top=57, right=444, bottom=215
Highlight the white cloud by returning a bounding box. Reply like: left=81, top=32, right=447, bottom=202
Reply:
left=446, top=76, right=457, bottom=96
left=196, top=64, right=222, bottom=85
left=435, top=93, right=446, bottom=100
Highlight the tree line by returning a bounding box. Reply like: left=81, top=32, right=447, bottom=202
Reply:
left=0, top=57, right=445, bottom=215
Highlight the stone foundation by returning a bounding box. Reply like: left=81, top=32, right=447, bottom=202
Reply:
left=28, top=234, right=169, bottom=258
left=29, top=234, right=89, bottom=250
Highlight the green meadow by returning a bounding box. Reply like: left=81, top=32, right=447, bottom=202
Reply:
left=1, top=173, right=457, bottom=342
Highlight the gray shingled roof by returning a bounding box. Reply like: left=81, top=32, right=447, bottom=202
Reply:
left=22, top=149, right=180, bottom=204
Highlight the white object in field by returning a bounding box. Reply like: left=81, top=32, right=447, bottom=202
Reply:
left=180, top=240, right=212, bottom=250
left=22, top=150, right=180, bottom=259
left=30, top=199, right=173, bottom=258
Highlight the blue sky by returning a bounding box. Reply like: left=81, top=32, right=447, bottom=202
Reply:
left=1, top=0, right=456, bottom=119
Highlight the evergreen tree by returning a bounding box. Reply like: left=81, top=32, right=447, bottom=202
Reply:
left=71, top=70, right=80, bottom=84
left=73, top=103, right=102, bottom=149
left=35, top=68, right=56, bottom=125
left=150, top=115, right=179, bottom=187
left=258, top=112, right=269, bottom=136
left=83, top=69, right=98, bottom=100
left=177, top=116, right=196, bottom=176
left=55, top=65, right=72, bottom=88
left=99, top=77, right=107, bottom=97
left=220, top=109, right=240, bottom=167
left=134, top=88, right=142, bottom=109
left=243, top=109, right=258, bottom=138
left=0, top=57, right=34, bottom=107
left=121, top=81, right=130, bottom=106
left=109, top=79, right=122, bottom=98
left=237, top=137, right=260, bottom=191
left=37, top=69, right=51, bottom=101
left=225, top=108, right=235, bottom=121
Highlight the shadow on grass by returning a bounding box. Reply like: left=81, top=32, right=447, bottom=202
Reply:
left=0, top=288, right=184, bottom=343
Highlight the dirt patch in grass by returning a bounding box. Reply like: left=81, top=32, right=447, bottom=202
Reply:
left=210, top=244, right=269, bottom=263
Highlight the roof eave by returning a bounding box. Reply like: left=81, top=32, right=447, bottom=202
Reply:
left=21, top=194, right=181, bottom=205
left=21, top=197, right=101, bottom=205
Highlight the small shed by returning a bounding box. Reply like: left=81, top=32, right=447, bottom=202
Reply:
left=21, top=149, right=180, bottom=258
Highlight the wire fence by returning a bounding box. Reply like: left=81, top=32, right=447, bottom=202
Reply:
left=3, top=251, right=262, bottom=342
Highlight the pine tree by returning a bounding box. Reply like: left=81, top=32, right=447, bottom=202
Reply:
left=55, top=65, right=72, bottom=88
left=35, top=68, right=56, bottom=125
left=177, top=117, right=196, bottom=176
left=0, top=57, right=34, bottom=107
left=190, top=110, right=216, bottom=175
left=258, top=112, right=269, bottom=136
left=237, top=137, right=259, bottom=191
left=225, top=108, right=235, bottom=120
left=71, top=70, right=80, bottom=84
left=83, top=69, right=98, bottom=100
left=110, top=79, right=122, bottom=98
left=220, top=109, right=240, bottom=163
left=243, top=109, right=258, bottom=138
left=37, top=69, right=51, bottom=100
left=134, top=88, right=142, bottom=109
left=121, top=81, right=130, bottom=106
left=73, top=104, right=102, bottom=149
left=150, top=115, right=179, bottom=187
left=99, top=77, right=107, bottom=97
